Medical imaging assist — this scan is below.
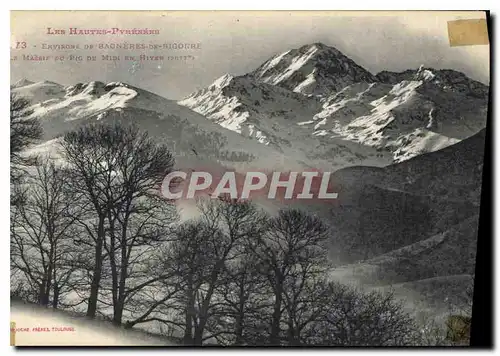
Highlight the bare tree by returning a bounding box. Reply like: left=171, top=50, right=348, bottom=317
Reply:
left=59, top=122, right=176, bottom=320
left=191, top=198, right=267, bottom=345
left=102, top=194, right=178, bottom=326
left=281, top=272, right=332, bottom=345
left=307, top=282, right=418, bottom=346
left=249, top=209, right=329, bottom=345
left=121, top=244, right=181, bottom=330
left=10, top=93, right=42, bottom=185
left=10, top=157, right=76, bottom=307
left=154, top=198, right=266, bottom=345
left=207, top=249, right=270, bottom=345
left=164, top=220, right=220, bottom=344
left=10, top=93, right=42, bottom=209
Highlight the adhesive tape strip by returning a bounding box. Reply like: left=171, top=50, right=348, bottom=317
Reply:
left=448, top=19, right=489, bottom=47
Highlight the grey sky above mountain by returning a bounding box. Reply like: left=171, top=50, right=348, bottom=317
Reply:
left=11, top=11, right=489, bottom=99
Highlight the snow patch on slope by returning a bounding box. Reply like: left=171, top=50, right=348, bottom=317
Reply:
left=254, top=50, right=290, bottom=78
left=307, top=78, right=465, bottom=162
left=179, top=74, right=251, bottom=135
left=258, top=45, right=319, bottom=87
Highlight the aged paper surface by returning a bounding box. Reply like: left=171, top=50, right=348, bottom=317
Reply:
left=10, top=10, right=489, bottom=346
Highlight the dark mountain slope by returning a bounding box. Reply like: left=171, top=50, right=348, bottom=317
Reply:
left=329, top=129, right=485, bottom=266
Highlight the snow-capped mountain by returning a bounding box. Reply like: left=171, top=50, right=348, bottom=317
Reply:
left=11, top=78, right=34, bottom=89
left=250, top=43, right=377, bottom=96
left=11, top=79, right=305, bottom=176
left=179, top=71, right=394, bottom=170
left=179, top=73, right=322, bottom=145
left=11, top=53, right=489, bottom=321
left=310, top=65, right=488, bottom=162
left=179, top=43, right=488, bottom=166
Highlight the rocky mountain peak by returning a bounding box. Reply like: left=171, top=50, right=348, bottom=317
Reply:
left=210, top=74, right=234, bottom=90
left=11, top=78, right=34, bottom=88
left=376, top=66, right=488, bottom=98
left=250, top=42, right=376, bottom=96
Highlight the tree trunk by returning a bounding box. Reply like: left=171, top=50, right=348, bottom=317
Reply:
left=112, top=302, right=124, bottom=326
left=194, top=279, right=217, bottom=345
left=86, top=262, right=102, bottom=317
left=86, top=220, right=104, bottom=318
left=183, top=284, right=194, bottom=345
left=234, top=313, right=244, bottom=345
left=287, top=319, right=300, bottom=346
left=112, top=234, right=128, bottom=326
left=43, top=264, right=53, bottom=306
left=270, top=289, right=282, bottom=345
left=52, top=281, right=59, bottom=309
left=183, top=311, right=193, bottom=345
left=38, top=278, right=49, bottom=306
left=234, top=281, right=246, bottom=345
left=193, top=321, right=204, bottom=345
left=108, top=216, right=119, bottom=322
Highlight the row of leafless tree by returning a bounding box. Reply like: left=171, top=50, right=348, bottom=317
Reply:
left=159, top=200, right=418, bottom=346
left=10, top=94, right=419, bottom=346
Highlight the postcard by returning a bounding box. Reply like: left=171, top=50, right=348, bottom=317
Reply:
left=10, top=10, right=491, bottom=347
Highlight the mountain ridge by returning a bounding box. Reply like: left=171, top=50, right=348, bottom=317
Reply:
left=178, top=42, right=488, bottom=167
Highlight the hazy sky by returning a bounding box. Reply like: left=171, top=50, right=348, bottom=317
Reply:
left=11, top=10, right=489, bottom=100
